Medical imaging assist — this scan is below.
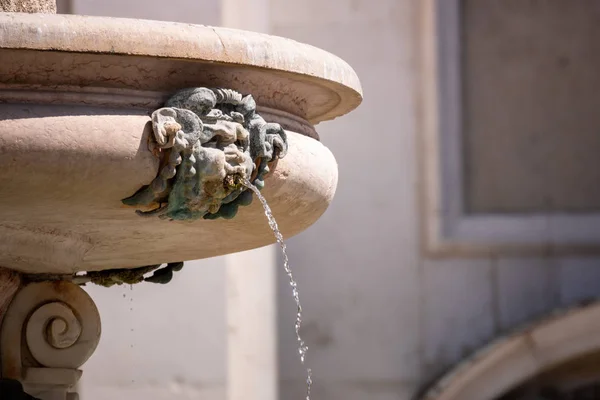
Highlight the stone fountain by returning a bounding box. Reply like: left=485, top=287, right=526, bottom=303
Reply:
left=0, top=1, right=362, bottom=399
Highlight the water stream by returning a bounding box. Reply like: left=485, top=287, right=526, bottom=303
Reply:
left=243, top=180, right=313, bottom=400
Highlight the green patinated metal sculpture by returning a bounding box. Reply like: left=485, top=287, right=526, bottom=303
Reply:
left=24, top=262, right=185, bottom=287
left=122, top=87, right=288, bottom=220
left=83, top=262, right=184, bottom=287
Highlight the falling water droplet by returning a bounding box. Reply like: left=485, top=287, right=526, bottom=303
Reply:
left=127, top=286, right=135, bottom=386
left=243, top=180, right=312, bottom=400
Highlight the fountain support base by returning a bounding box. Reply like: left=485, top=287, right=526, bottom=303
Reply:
left=0, top=268, right=101, bottom=400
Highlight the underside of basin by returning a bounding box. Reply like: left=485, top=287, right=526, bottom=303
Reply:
left=0, top=13, right=362, bottom=274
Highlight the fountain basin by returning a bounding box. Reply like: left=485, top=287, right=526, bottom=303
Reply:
left=0, top=13, right=362, bottom=274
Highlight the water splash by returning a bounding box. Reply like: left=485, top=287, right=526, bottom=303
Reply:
left=243, top=180, right=313, bottom=400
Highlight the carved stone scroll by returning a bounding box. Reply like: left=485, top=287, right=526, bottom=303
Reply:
left=122, top=87, right=288, bottom=221
left=0, top=281, right=101, bottom=400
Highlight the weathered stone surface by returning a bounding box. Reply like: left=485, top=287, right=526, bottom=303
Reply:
left=0, top=0, right=56, bottom=13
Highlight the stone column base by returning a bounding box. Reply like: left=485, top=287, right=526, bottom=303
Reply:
left=0, top=269, right=100, bottom=400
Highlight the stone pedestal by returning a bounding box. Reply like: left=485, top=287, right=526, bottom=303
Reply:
left=0, top=269, right=100, bottom=399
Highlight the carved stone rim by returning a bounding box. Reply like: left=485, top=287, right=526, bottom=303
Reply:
left=0, top=84, right=319, bottom=140
left=0, top=13, right=362, bottom=124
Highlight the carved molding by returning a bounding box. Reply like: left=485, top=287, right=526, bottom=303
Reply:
left=0, top=85, right=320, bottom=141
left=122, top=87, right=288, bottom=221
left=1, top=281, right=101, bottom=400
